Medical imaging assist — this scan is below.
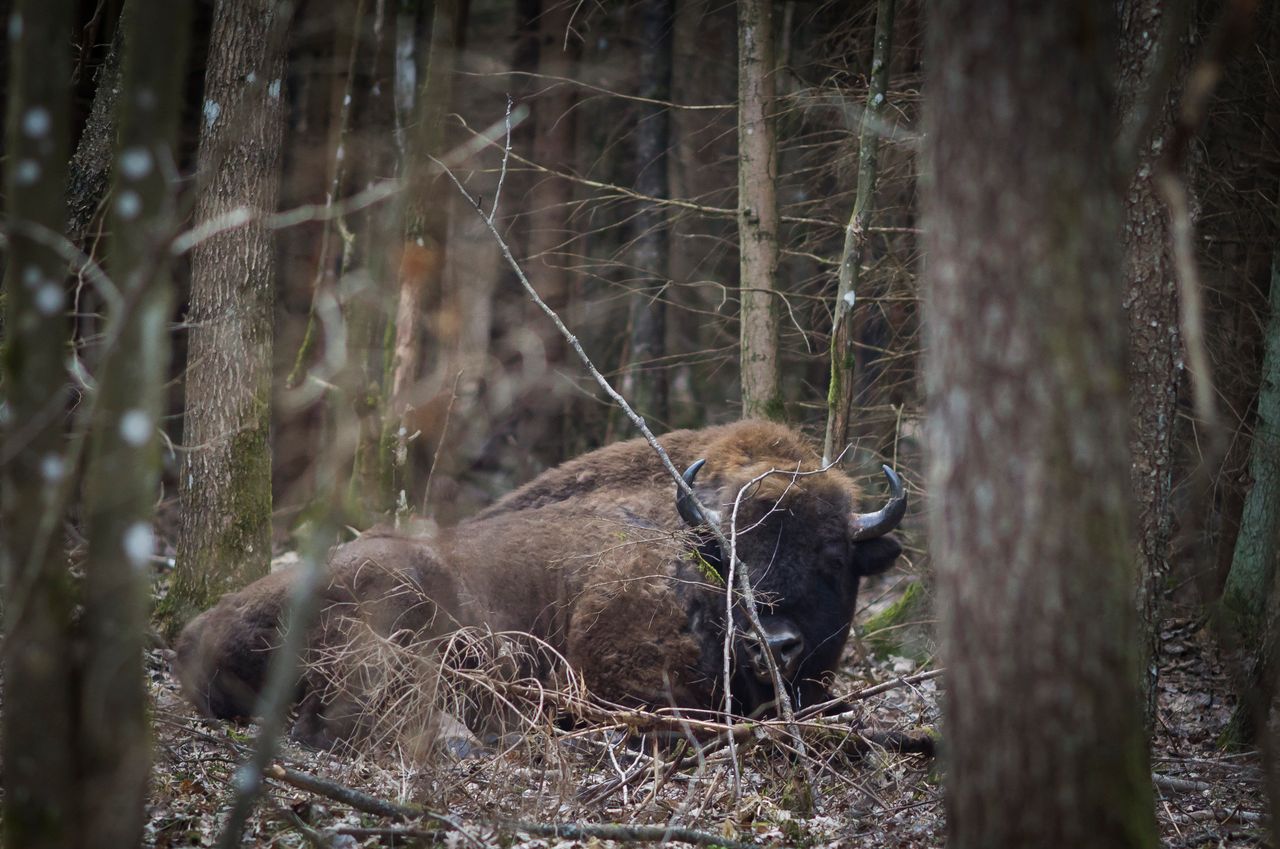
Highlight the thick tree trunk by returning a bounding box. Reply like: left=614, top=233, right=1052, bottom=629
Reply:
left=736, top=0, right=781, bottom=420
left=1116, top=0, right=1192, bottom=718
left=923, top=3, right=1158, bottom=847
left=1, top=3, right=77, bottom=847
left=168, top=0, right=284, bottom=632
left=619, top=0, right=674, bottom=426
left=80, top=1, right=191, bottom=844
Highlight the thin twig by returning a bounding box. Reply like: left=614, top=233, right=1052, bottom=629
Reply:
left=267, top=762, right=755, bottom=849
left=421, top=370, right=464, bottom=511
left=488, top=94, right=514, bottom=225
left=501, top=819, right=759, bottom=849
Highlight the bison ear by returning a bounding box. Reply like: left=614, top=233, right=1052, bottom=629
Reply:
left=852, top=534, right=901, bottom=576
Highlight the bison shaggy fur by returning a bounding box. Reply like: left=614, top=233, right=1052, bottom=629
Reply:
left=174, top=420, right=904, bottom=746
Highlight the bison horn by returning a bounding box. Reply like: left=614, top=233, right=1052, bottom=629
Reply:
left=676, top=459, right=722, bottom=527
left=849, top=465, right=907, bottom=541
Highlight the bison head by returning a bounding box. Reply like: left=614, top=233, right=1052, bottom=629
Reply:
left=675, top=458, right=905, bottom=713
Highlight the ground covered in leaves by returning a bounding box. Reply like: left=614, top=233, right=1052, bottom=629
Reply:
left=143, top=562, right=1269, bottom=849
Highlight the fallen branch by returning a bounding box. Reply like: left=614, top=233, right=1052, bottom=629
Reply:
left=266, top=762, right=758, bottom=849
left=266, top=763, right=417, bottom=820
left=1182, top=808, right=1264, bottom=825
left=797, top=668, right=945, bottom=719
left=1153, top=773, right=1212, bottom=795
left=501, top=819, right=759, bottom=849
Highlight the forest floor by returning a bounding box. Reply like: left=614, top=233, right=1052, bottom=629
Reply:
left=146, top=571, right=1270, bottom=849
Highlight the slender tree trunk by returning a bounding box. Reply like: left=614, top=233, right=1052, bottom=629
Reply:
left=344, top=0, right=405, bottom=520
left=1, top=3, right=77, bottom=847
left=519, top=0, right=579, bottom=460
left=1221, top=195, right=1280, bottom=738
left=823, top=0, right=894, bottom=465
left=1115, top=0, right=1193, bottom=718
left=923, top=3, right=1158, bottom=847
left=167, top=0, right=285, bottom=632
left=80, top=1, right=191, bottom=844
left=526, top=0, right=579, bottom=350
left=737, top=0, right=781, bottom=420
left=389, top=0, right=463, bottom=508
left=620, top=0, right=674, bottom=425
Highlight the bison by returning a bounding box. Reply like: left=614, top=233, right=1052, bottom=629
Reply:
left=175, top=420, right=906, bottom=747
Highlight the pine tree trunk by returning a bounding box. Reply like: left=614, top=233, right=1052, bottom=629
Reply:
left=737, top=0, right=781, bottom=420
left=168, top=0, right=284, bottom=632
left=1, top=3, right=77, bottom=847
left=620, top=0, right=673, bottom=425
left=923, top=3, right=1158, bottom=847
left=80, top=1, right=191, bottom=843
left=1115, top=0, right=1193, bottom=718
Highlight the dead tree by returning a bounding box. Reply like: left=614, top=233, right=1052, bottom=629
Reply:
left=823, top=0, right=895, bottom=465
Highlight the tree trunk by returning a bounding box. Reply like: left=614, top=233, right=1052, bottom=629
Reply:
left=823, top=0, right=894, bottom=465
left=390, top=0, right=463, bottom=509
left=66, top=1, right=126, bottom=248
left=1115, top=0, right=1193, bottom=719
left=518, top=0, right=580, bottom=461
left=167, top=0, right=285, bottom=633
left=1221, top=193, right=1280, bottom=737
left=923, top=3, right=1158, bottom=847
left=620, top=0, right=674, bottom=426
left=2, top=3, right=77, bottom=847
left=737, top=0, right=781, bottom=420
left=80, top=1, right=191, bottom=844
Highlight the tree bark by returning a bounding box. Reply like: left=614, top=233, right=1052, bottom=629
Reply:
left=65, top=1, right=126, bottom=248
left=923, top=3, right=1158, bottom=847
left=619, top=0, right=674, bottom=426
left=1, top=3, right=77, bottom=847
left=737, top=0, right=781, bottom=420
left=1220, top=189, right=1280, bottom=737
left=167, top=0, right=285, bottom=633
left=1115, top=0, right=1193, bottom=719
left=79, top=1, right=191, bottom=844
left=823, top=0, right=894, bottom=465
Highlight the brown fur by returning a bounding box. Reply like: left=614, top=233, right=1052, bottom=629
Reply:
left=174, top=420, right=902, bottom=745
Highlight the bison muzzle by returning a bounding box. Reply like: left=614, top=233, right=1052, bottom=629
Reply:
left=175, top=420, right=905, bottom=747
